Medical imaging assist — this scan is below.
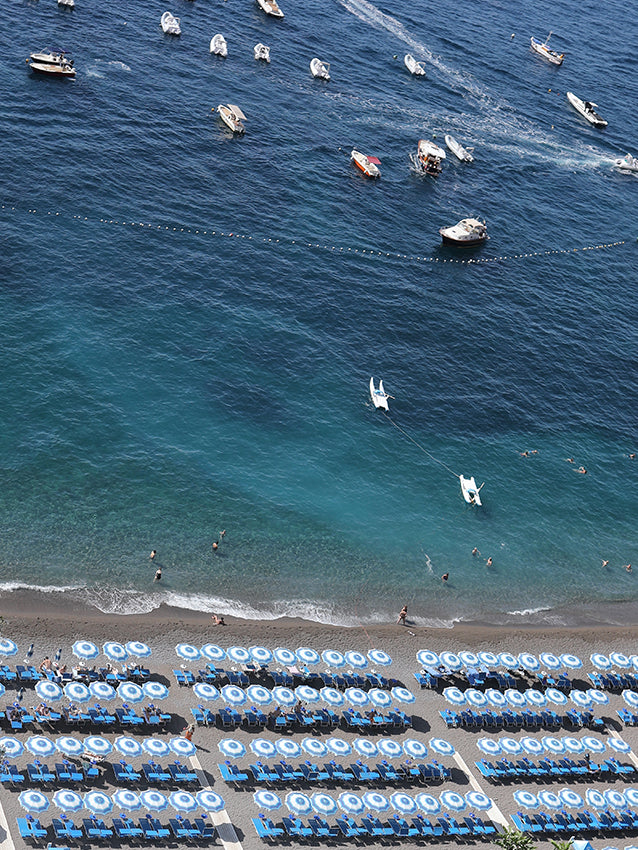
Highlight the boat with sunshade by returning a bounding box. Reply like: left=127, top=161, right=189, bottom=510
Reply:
left=566, top=91, right=607, bottom=127
left=310, top=58, right=330, bottom=80
left=215, top=104, right=246, bottom=134
left=615, top=153, right=638, bottom=173
left=370, top=377, right=389, bottom=411
left=254, top=43, right=270, bottom=62
left=210, top=34, right=228, bottom=56
left=530, top=33, right=564, bottom=65
left=28, top=49, right=73, bottom=67
left=351, top=149, right=380, bottom=178
left=27, top=55, right=75, bottom=76
left=256, top=0, right=284, bottom=17
left=404, top=54, right=426, bottom=76
left=410, top=139, right=446, bottom=175
left=161, top=11, right=181, bottom=35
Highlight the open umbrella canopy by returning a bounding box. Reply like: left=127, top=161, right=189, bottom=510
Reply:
left=19, top=790, right=49, bottom=812
left=175, top=644, right=201, bottom=662
left=143, top=682, right=169, bottom=700
left=501, top=737, right=523, bottom=755
left=26, top=736, right=56, bottom=757
left=218, top=739, right=246, bottom=759
left=246, top=685, right=272, bottom=706
left=570, top=690, right=593, bottom=708
left=546, top=688, right=568, bottom=705
left=169, top=791, right=198, bottom=813
left=443, top=687, right=466, bottom=705
left=439, top=651, right=462, bottom=671
left=498, top=652, right=518, bottom=668
left=542, top=736, right=566, bottom=755
left=429, top=738, right=455, bottom=756
left=250, top=739, right=277, bottom=758
left=368, top=649, right=392, bottom=666
left=465, top=791, right=492, bottom=811
left=582, top=736, right=606, bottom=754
left=197, top=790, right=225, bottom=812
left=53, top=789, right=83, bottom=812
left=0, top=639, right=18, bottom=657
left=369, top=688, right=392, bottom=709
left=0, top=736, right=24, bottom=757
left=458, top=651, right=480, bottom=667
left=391, top=686, right=415, bottom=704
left=143, top=739, right=170, bottom=757
left=56, top=737, right=84, bottom=757
left=605, top=789, right=627, bottom=809
left=521, top=737, right=544, bottom=756
left=625, top=789, right=638, bottom=807
left=170, top=738, right=195, bottom=757
left=559, top=789, right=584, bottom=808
left=344, top=651, right=367, bottom=669
left=117, top=682, right=144, bottom=703
left=140, top=790, right=168, bottom=811
left=478, top=651, right=499, bottom=667
left=84, top=736, right=113, bottom=756
left=477, top=738, right=502, bottom=756
left=311, top=792, right=337, bottom=817
left=610, top=652, right=631, bottom=668
left=538, top=790, right=561, bottom=809
left=623, top=690, right=638, bottom=708
left=64, top=682, right=91, bottom=703
left=564, top=737, right=585, bottom=754
left=587, top=688, right=609, bottom=705
left=525, top=689, right=547, bottom=707
left=286, top=792, right=312, bottom=816
left=514, top=790, right=539, bottom=809
left=276, top=739, right=301, bottom=758
left=416, top=650, right=440, bottom=668
left=440, top=791, right=465, bottom=812
left=539, top=652, right=562, bottom=670
left=586, top=788, right=607, bottom=808
left=338, top=792, right=364, bottom=815
left=353, top=739, right=378, bottom=758
left=608, top=737, right=631, bottom=754
left=201, top=644, right=226, bottom=662
left=591, top=653, right=612, bottom=670
left=345, top=687, right=369, bottom=707
left=103, top=642, right=128, bottom=663
left=301, top=738, right=328, bottom=758
left=272, top=687, right=296, bottom=708
left=561, top=653, right=583, bottom=669
left=416, top=793, right=440, bottom=815
left=378, top=739, right=403, bottom=758
left=322, top=649, right=346, bottom=668
left=36, top=681, right=62, bottom=701
left=505, top=689, right=527, bottom=708
left=273, top=648, right=296, bottom=666
left=72, top=640, right=98, bottom=660
left=227, top=646, right=251, bottom=665
left=296, top=685, right=320, bottom=703
left=296, top=648, right=320, bottom=666
left=465, top=689, right=488, bottom=708
left=125, top=641, right=151, bottom=658
left=326, top=737, right=352, bottom=756
left=518, top=653, right=540, bottom=672
left=221, top=685, right=247, bottom=707
left=363, top=791, right=390, bottom=813
left=84, top=791, right=113, bottom=815
left=254, top=790, right=281, bottom=811
left=194, top=683, right=220, bottom=702
left=485, top=689, right=507, bottom=708
left=113, top=789, right=141, bottom=811
left=249, top=646, right=273, bottom=665
left=114, top=736, right=142, bottom=757
left=403, top=739, right=428, bottom=759
left=321, top=687, right=344, bottom=707
left=89, top=682, right=116, bottom=701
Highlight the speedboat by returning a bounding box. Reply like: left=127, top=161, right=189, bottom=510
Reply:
left=351, top=149, right=380, bottom=178
left=210, top=34, right=228, bottom=56
left=27, top=55, right=76, bottom=76
left=370, top=377, right=389, bottom=411
left=215, top=104, right=246, bottom=134
left=310, top=58, right=330, bottom=80
left=410, top=139, right=446, bottom=175
left=254, top=43, right=270, bottom=62
left=439, top=218, right=488, bottom=246
left=58, top=0, right=75, bottom=8
left=460, top=475, right=483, bottom=506
left=161, top=11, right=181, bottom=35
left=530, top=33, right=564, bottom=65
left=256, top=0, right=284, bottom=17
left=404, top=54, right=426, bottom=76
left=444, top=134, right=474, bottom=162
left=566, top=91, right=607, bottom=127
left=28, top=49, right=73, bottom=67
left=615, top=153, right=638, bottom=173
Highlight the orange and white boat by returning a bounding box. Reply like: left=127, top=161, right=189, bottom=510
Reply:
left=351, top=149, right=380, bottom=178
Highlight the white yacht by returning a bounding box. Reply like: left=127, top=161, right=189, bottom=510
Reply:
left=370, top=378, right=389, bottom=411
left=410, top=139, right=446, bottom=175
left=216, top=104, right=246, bottom=134
left=460, top=476, right=483, bottom=506
left=615, top=153, right=638, bottom=173
left=439, top=218, right=488, bottom=246
left=530, top=33, right=564, bottom=65
left=161, top=11, right=181, bottom=35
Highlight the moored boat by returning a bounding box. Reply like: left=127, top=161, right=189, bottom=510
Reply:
left=439, top=218, right=488, bottom=246
left=310, top=58, right=330, bottom=80
left=160, top=11, right=181, bottom=35
left=256, top=0, right=284, bottom=17
left=615, top=153, right=638, bottom=173
left=58, top=0, right=75, bottom=8
left=215, top=104, right=246, bottom=134
left=210, top=34, right=228, bottom=56
left=254, top=43, right=270, bottom=62
left=530, top=33, right=564, bottom=65
left=370, top=377, right=389, bottom=411
left=351, top=149, right=380, bottom=178
left=566, top=91, right=607, bottom=127
left=460, top=475, right=483, bottom=506
left=404, top=54, right=426, bottom=76
left=27, top=53, right=75, bottom=76
left=444, top=134, right=474, bottom=162
left=28, top=49, right=73, bottom=67
left=410, top=139, right=446, bottom=175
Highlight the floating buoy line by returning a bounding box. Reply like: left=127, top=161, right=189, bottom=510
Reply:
left=384, top=412, right=460, bottom=480
left=1, top=204, right=630, bottom=267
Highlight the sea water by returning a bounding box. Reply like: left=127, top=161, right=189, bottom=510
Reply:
left=0, top=0, right=636, bottom=627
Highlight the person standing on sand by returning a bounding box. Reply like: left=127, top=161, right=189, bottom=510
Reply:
left=397, top=605, right=408, bottom=625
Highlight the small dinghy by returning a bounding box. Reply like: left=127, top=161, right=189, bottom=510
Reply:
left=161, top=11, right=181, bottom=35
left=351, top=149, right=380, bottom=178
left=444, top=134, right=474, bottom=162
left=404, top=54, right=426, bottom=76
left=310, top=58, right=330, bottom=80
left=370, top=377, right=389, bottom=411
left=460, top=475, right=483, bottom=506
left=615, top=153, right=638, bottom=173
left=254, top=43, right=270, bottom=62
left=215, top=104, right=246, bottom=134
left=566, top=91, right=607, bottom=127
left=530, top=33, right=564, bottom=65
left=210, top=34, right=228, bottom=56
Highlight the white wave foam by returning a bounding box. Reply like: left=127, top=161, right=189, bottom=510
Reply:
left=0, top=581, right=85, bottom=594
left=506, top=606, right=551, bottom=617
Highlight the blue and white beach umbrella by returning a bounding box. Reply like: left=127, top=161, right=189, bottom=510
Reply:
left=254, top=790, right=281, bottom=811
left=175, top=644, right=201, bottom=662
left=169, top=791, right=198, bottom=813
left=170, top=737, right=196, bottom=757
left=64, top=682, right=90, bottom=703
left=221, top=685, right=247, bottom=707
left=513, top=790, right=539, bottom=809
left=391, top=686, right=415, bottom=704
left=296, top=648, right=320, bottom=666
left=363, top=791, right=390, bottom=813
left=117, top=682, right=143, bottom=703
left=249, top=646, right=273, bottom=665
left=429, top=738, right=455, bottom=757
left=322, top=649, right=346, bottom=668
left=353, top=739, right=378, bottom=758
left=610, top=652, right=631, bottom=669
left=84, top=791, right=113, bottom=815
left=559, top=789, right=584, bottom=809
left=501, top=737, right=523, bottom=755
left=103, top=642, right=128, bottom=662
left=625, top=789, right=638, bottom=807
left=276, top=739, right=301, bottom=758
left=113, top=789, right=141, bottom=811
left=465, top=688, right=488, bottom=708
left=586, top=788, right=607, bottom=809
left=56, top=737, right=84, bottom=757
left=521, top=737, right=544, bottom=756
left=591, top=653, right=612, bottom=670
left=114, top=736, right=142, bottom=757
left=443, top=687, right=466, bottom=706
left=326, top=737, right=352, bottom=757
left=632, top=656, right=638, bottom=672
left=439, top=651, right=462, bottom=671
left=311, top=792, right=337, bottom=817
left=338, top=792, right=364, bottom=816
left=478, top=651, right=500, bottom=667
left=19, top=790, right=49, bottom=813
left=485, top=689, right=507, bottom=709
left=227, top=646, right=251, bottom=665
left=53, top=789, right=83, bottom=812
left=125, top=641, right=151, bottom=658
left=72, top=640, right=98, bottom=660
left=416, top=793, right=440, bottom=815
left=539, top=652, right=562, bottom=670
left=218, top=739, right=246, bottom=759
left=368, top=649, right=392, bottom=666
left=561, top=653, right=582, bottom=669
left=272, top=686, right=296, bottom=708
left=345, top=687, right=369, bottom=707
left=345, top=651, right=367, bottom=669
left=273, top=648, right=296, bottom=666
left=140, top=790, right=168, bottom=812
left=564, top=737, right=585, bottom=754
left=605, top=789, right=627, bottom=809
left=286, top=792, right=312, bottom=816
left=542, top=736, right=566, bottom=755
left=538, top=790, right=561, bottom=810
left=321, top=687, right=344, bottom=707
left=143, top=738, right=170, bottom=757
left=623, top=690, right=638, bottom=708
left=194, top=683, right=220, bottom=702
left=417, top=650, right=440, bottom=669
left=296, top=685, right=320, bottom=703
left=518, top=653, right=540, bottom=673
left=505, top=689, right=527, bottom=708
left=84, top=736, right=113, bottom=756
left=196, top=790, right=225, bottom=812
left=36, top=680, right=63, bottom=701
left=301, top=738, right=328, bottom=758
left=369, top=688, right=392, bottom=709
left=477, top=738, right=502, bottom=756
left=525, top=689, right=547, bottom=707
left=570, top=690, right=593, bottom=708
left=0, top=639, right=18, bottom=657
left=465, top=791, right=493, bottom=811
left=143, top=682, right=169, bottom=700
left=498, top=652, right=519, bottom=668
left=440, top=791, right=465, bottom=812
left=582, top=736, right=606, bottom=754
left=201, top=644, right=226, bottom=662
left=250, top=739, right=277, bottom=758
left=403, top=739, right=428, bottom=759
left=587, top=688, right=609, bottom=705
left=0, top=736, right=23, bottom=757
left=26, top=737, right=56, bottom=758
left=89, top=682, right=116, bottom=701
left=246, top=685, right=271, bottom=706
left=378, top=739, right=403, bottom=759
left=459, top=651, right=480, bottom=667
left=608, top=737, right=631, bottom=754
left=546, top=688, right=568, bottom=705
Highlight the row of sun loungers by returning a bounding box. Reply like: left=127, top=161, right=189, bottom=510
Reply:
left=219, top=759, right=450, bottom=787
left=1, top=759, right=198, bottom=787
left=415, top=667, right=574, bottom=692
left=589, top=671, right=638, bottom=691
left=0, top=664, right=152, bottom=686
left=2, top=703, right=171, bottom=731
left=440, top=707, right=604, bottom=732
left=475, top=757, right=636, bottom=782
left=512, top=808, right=638, bottom=834
left=18, top=814, right=216, bottom=841
left=191, top=705, right=411, bottom=732
left=175, top=666, right=399, bottom=691
left=617, top=709, right=638, bottom=726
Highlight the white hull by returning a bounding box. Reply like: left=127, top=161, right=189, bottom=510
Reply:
left=210, top=35, right=228, bottom=56
left=351, top=149, right=380, bottom=178
left=310, top=58, right=330, bottom=80
left=216, top=104, right=245, bottom=134
left=444, top=134, right=473, bottom=162
left=370, top=377, right=389, bottom=411
left=161, top=11, right=181, bottom=34
left=29, top=60, right=75, bottom=76
left=460, top=475, right=482, bottom=506
left=616, top=154, right=638, bottom=173
left=256, top=0, right=284, bottom=17
left=411, top=139, right=446, bottom=175
left=404, top=54, right=426, bottom=76
left=29, top=50, right=73, bottom=67
left=530, top=36, right=564, bottom=65
left=440, top=218, right=488, bottom=246
left=566, top=91, right=607, bottom=127
left=254, top=43, right=270, bottom=62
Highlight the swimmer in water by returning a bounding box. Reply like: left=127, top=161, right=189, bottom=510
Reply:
left=625, top=564, right=632, bottom=573
left=472, top=547, right=480, bottom=556
left=212, top=541, right=219, bottom=552
left=576, top=466, right=587, bottom=474
left=486, top=557, right=493, bottom=567
left=441, top=573, right=449, bottom=582
left=602, top=559, right=609, bottom=568
left=154, top=568, right=162, bottom=582
left=150, top=549, right=157, bottom=560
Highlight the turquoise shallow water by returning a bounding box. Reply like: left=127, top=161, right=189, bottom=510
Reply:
left=0, top=0, right=636, bottom=626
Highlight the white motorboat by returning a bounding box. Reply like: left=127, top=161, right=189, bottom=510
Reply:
left=566, top=91, right=607, bottom=127
left=615, top=153, right=638, bottom=173
left=28, top=59, right=76, bottom=77
left=58, top=0, right=75, bottom=8
left=444, top=134, right=474, bottom=162
left=410, top=139, right=446, bottom=175
left=460, top=475, right=483, bottom=506
left=210, top=34, right=228, bottom=56
left=530, top=33, right=564, bottom=65
left=256, top=0, right=284, bottom=17
left=351, top=149, right=380, bottom=178
left=28, top=49, right=73, bottom=67
left=160, top=11, right=181, bottom=35
left=215, top=104, right=246, bottom=134
left=404, top=54, right=426, bottom=76
left=370, top=377, right=389, bottom=411
left=254, top=43, right=270, bottom=62
left=310, top=58, right=330, bottom=80
left=439, top=218, right=488, bottom=246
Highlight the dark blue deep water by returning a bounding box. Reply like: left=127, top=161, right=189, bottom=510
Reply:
left=0, top=0, right=636, bottom=626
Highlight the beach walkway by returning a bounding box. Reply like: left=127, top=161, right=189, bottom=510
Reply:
left=190, top=753, right=243, bottom=850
